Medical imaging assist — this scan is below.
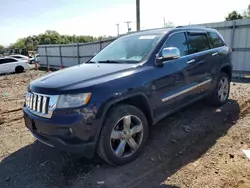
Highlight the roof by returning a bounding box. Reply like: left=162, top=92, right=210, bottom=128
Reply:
left=124, top=26, right=217, bottom=37
left=0, top=57, right=19, bottom=61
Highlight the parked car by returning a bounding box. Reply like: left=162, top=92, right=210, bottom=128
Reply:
left=9, top=54, right=38, bottom=64
left=9, top=54, right=30, bottom=62
left=0, top=57, right=30, bottom=74
left=23, top=26, right=232, bottom=165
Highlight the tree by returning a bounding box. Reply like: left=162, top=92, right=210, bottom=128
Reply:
left=7, top=30, right=114, bottom=52
left=243, top=4, right=250, bottom=18
left=0, top=45, right=4, bottom=54
left=225, top=11, right=243, bottom=21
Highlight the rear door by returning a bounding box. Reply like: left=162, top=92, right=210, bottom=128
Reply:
left=207, top=31, right=229, bottom=75
left=186, top=31, right=213, bottom=92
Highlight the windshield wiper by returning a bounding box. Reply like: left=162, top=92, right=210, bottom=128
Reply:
left=98, top=60, right=124, bottom=64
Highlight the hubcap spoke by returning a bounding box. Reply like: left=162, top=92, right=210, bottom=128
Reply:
left=220, top=93, right=224, bottom=100
left=115, top=140, right=126, bottom=157
left=111, top=130, right=123, bottom=139
left=130, top=124, right=143, bottom=135
left=218, top=77, right=228, bottom=102
left=123, top=116, right=131, bottom=131
left=127, top=137, right=138, bottom=151
left=221, top=79, right=227, bottom=88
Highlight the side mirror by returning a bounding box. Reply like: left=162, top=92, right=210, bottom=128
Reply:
left=155, top=47, right=180, bottom=66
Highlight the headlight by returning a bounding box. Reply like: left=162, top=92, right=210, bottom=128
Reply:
left=56, top=93, right=91, bottom=108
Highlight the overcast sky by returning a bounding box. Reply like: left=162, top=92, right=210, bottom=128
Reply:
left=0, top=0, right=249, bottom=46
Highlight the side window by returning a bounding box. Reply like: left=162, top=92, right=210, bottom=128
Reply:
left=188, top=33, right=210, bottom=54
left=12, top=56, right=20, bottom=59
left=208, top=32, right=225, bottom=48
left=0, top=59, right=4, bottom=64
left=162, top=32, right=188, bottom=57
left=2, top=58, right=17, bottom=64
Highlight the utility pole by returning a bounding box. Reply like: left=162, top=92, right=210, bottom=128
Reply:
left=136, top=0, right=140, bottom=31
left=115, top=24, right=120, bottom=36
left=163, top=17, right=166, bottom=27
left=124, top=21, right=132, bottom=33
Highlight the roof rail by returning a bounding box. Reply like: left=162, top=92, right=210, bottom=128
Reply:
left=175, top=25, right=206, bottom=28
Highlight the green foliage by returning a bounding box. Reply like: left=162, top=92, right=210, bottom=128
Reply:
left=225, top=11, right=243, bottom=21
left=0, top=45, right=4, bottom=54
left=8, top=30, right=114, bottom=51
left=243, top=4, right=250, bottom=18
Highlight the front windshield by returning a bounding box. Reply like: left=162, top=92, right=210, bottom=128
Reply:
left=90, top=34, right=163, bottom=64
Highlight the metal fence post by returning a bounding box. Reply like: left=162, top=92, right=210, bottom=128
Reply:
left=59, top=46, right=63, bottom=68
left=230, top=20, right=236, bottom=50
left=45, top=46, right=48, bottom=67
left=99, top=40, right=102, bottom=51
left=77, top=43, right=80, bottom=65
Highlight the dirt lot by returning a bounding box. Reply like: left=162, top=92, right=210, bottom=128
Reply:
left=0, top=70, right=250, bottom=188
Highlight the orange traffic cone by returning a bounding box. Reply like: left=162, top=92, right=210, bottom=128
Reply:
left=60, top=64, right=63, bottom=69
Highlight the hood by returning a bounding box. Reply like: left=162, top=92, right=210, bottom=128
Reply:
left=30, top=63, right=137, bottom=93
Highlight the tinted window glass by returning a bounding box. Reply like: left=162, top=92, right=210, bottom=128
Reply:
left=1, top=58, right=17, bottom=63
left=91, top=33, right=163, bottom=63
left=188, top=33, right=210, bottom=54
left=208, top=32, right=224, bottom=48
left=12, top=56, right=21, bottom=59
left=162, top=32, right=188, bottom=57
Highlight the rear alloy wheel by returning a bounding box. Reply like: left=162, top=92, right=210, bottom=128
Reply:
left=209, top=72, right=230, bottom=106
left=218, top=76, right=229, bottom=103
left=97, top=105, right=148, bottom=165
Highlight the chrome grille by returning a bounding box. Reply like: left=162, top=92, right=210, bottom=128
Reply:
left=25, top=92, right=59, bottom=118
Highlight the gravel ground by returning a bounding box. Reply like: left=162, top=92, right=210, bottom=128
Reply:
left=0, top=70, right=250, bottom=188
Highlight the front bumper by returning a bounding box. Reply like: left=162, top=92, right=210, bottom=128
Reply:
left=23, top=107, right=100, bottom=158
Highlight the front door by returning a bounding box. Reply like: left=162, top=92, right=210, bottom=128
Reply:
left=151, top=31, right=201, bottom=118
left=0, top=59, right=11, bottom=74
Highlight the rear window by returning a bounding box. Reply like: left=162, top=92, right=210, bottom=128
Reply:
left=207, top=32, right=225, bottom=48
left=188, top=33, right=210, bottom=54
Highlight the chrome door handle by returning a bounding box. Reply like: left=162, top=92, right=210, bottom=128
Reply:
left=187, top=59, right=195, bottom=64
left=212, top=52, right=218, bottom=56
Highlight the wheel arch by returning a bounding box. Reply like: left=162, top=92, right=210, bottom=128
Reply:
left=220, top=64, right=232, bottom=81
left=94, top=92, right=154, bottom=141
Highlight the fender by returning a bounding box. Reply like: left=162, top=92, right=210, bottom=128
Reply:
left=94, top=92, right=154, bottom=141
left=219, top=63, right=233, bottom=79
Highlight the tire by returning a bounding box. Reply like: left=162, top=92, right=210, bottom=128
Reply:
left=208, top=72, right=230, bottom=106
left=97, top=104, right=149, bottom=165
left=15, top=66, right=24, bottom=73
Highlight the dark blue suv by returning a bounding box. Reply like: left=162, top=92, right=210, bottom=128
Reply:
left=23, top=26, right=232, bottom=165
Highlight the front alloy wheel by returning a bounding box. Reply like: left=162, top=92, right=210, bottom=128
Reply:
left=110, top=115, right=144, bottom=158
left=97, top=105, right=148, bottom=165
